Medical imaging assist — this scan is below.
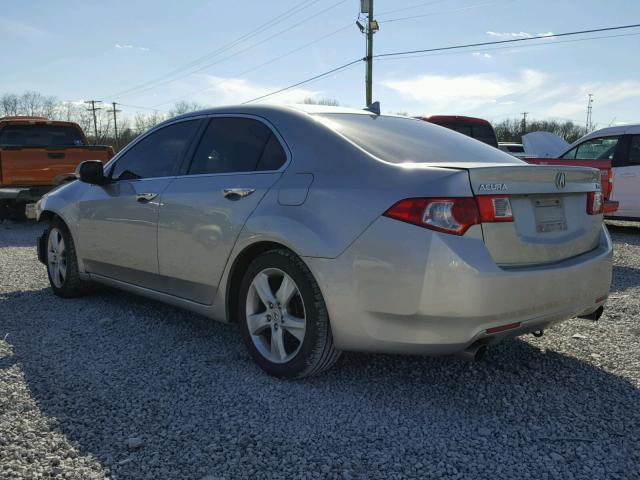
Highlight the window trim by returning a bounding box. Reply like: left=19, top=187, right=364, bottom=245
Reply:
left=176, top=113, right=291, bottom=179
left=104, top=116, right=206, bottom=182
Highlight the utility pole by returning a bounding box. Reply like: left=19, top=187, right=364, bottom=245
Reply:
left=107, top=102, right=122, bottom=148
left=585, top=94, right=594, bottom=132
left=357, top=0, right=378, bottom=106
left=84, top=100, right=102, bottom=144
left=520, top=112, right=528, bottom=135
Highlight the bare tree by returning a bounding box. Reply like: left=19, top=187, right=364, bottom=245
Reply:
left=302, top=97, right=340, bottom=106
left=169, top=101, right=206, bottom=117
left=494, top=118, right=586, bottom=143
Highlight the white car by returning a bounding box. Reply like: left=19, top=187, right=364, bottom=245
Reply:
left=498, top=142, right=526, bottom=158
left=559, top=124, right=640, bottom=220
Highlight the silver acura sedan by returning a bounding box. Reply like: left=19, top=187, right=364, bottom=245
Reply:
left=35, top=104, right=612, bottom=378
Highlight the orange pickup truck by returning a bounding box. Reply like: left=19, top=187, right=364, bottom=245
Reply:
left=0, top=116, right=114, bottom=218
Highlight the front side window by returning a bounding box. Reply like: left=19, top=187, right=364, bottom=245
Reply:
left=188, top=117, right=286, bottom=175
left=111, top=120, right=199, bottom=181
left=562, top=136, right=620, bottom=161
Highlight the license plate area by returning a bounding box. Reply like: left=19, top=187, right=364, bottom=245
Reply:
left=533, top=197, right=567, bottom=233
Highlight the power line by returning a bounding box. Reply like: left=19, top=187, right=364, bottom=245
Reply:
left=107, top=0, right=321, bottom=99
left=379, top=0, right=509, bottom=23
left=374, top=23, right=640, bottom=58
left=111, top=0, right=347, bottom=100
left=153, top=22, right=354, bottom=108
left=376, top=0, right=446, bottom=16
left=242, top=58, right=363, bottom=104
left=239, top=22, right=640, bottom=107
left=374, top=31, right=640, bottom=61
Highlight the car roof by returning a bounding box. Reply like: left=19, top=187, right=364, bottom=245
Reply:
left=173, top=103, right=376, bottom=120
left=581, top=124, right=640, bottom=138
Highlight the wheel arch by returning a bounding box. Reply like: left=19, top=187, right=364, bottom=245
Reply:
left=225, top=240, right=297, bottom=324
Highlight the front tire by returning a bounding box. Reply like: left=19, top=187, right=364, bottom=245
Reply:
left=237, top=249, right=341, bottom=379
left=45, top=219, right=92, bottom=298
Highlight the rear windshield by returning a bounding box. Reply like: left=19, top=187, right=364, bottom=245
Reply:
left=504, top=145, right=525, bottom=153
left=0, top=124, right=85, bottom=147
left=436, top=122, right=498, bottom=147
left=314, top=113, right=516, bottom=165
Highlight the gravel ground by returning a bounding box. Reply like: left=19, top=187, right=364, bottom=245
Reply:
left=1, top=220, right=639, bottom=480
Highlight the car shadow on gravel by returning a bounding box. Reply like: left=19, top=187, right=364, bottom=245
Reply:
left=0, top=220, right=45, bottom=248
left=2, top=286, right=639, bottom=479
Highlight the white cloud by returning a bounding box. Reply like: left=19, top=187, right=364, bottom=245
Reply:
left=115, top=43, right=150, bottom=51
left=486, top=31, right=554, bottom=38
left=179, top=75, right=319, bottom=105
left=543, top=80, right=640, bottom=117
left=381, top=68, right=640, bottom=121
left=472, top=52, right=493, bottom=58
left=0, top=18, right=48, bottom=40
left=382, top=69, right=545, bottom=112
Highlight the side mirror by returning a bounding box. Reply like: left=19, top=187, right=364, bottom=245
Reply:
left=76, top=160, right=106, bottom=185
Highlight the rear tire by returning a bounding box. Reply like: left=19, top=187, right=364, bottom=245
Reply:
left=45, top=219, right=93, bottom=298
left=237, top=249, right=341, bottom=379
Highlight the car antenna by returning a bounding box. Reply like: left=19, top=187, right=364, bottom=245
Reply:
left=364, top=101, right=380, bottom=115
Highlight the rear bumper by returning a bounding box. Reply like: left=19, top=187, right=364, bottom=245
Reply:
left=305, top=218, right=613, bottom=355
left=0, top=186, right=51, bottom=202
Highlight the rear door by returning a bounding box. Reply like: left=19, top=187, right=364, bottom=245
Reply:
left=157, top=115, right=288, bottom=304
left=77, top=119, right=201, bottom=289
left=610, top=135, right=640, bottom=218
left=465, top=165, right=602, bottom=266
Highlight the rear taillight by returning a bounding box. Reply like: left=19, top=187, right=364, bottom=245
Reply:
left=383, top=197, right=480, bottom=235
left=476, top=195, right=513, bottom=222
left=384, top=195, right=517, bottom=235
left=587, top=191, right=604, bottom=215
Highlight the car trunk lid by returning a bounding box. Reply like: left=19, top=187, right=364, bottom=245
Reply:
left=443, top=163, right=603, bottom=266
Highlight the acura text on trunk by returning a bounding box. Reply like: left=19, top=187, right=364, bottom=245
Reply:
left=34, top=105, right=613, bottom=378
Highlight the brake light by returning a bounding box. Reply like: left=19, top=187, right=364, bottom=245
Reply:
left=587, top=191, right=603, bottom=215
left=476, top=195, right=513, bottom=222
left=383, top=197, right=480, bottom=235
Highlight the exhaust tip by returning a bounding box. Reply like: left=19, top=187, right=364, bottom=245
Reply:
left=457, top=343, right=488, bottom=362
left=578, top=305, right=604, bottom=321
left=474, top=345, right=487, bottom=361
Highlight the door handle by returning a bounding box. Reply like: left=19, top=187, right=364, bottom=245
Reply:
left=223, top=188, right=255, bottom=200
left=136, top=192, right=158, bottom=203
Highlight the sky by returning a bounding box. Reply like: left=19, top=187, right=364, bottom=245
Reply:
left=1, top=0, right=639, bottom=127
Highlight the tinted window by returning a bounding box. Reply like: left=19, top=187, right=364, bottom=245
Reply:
left=438, top=122, right=498, bottom=147
left=111, top=120, right=198, bottom=181
left=507, top=145, right=525, bottom=153
left=315, top=114, right=519, bottom=165
left=565, top=136, right=620, bottom=161
left=189, top=117, right=285, bottom=174
left=0, top=124, right=85, bottom=146
left=628, top=136, right=640, bottom=165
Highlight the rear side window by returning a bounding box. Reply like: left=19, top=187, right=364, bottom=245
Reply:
left=0, top=124, right=85, bottom=146
left=562, top=136, right=620, bottom=160
left=628, top=136, right=640, bottom=165
left=188, top=117, right=286, bottom=175
left=111, top=120, right=199, bottom=181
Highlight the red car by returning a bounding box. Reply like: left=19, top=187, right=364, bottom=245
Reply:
left=417, top=115, right=499, bottom=148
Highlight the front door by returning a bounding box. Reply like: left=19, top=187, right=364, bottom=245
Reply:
left=611, top=134, right=640, bottom=218
left=158, top=116, right=288, bottom=304
left=78, top=119, right=201, bottom=289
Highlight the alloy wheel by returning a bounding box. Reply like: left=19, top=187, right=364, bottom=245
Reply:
left=245, top=268, right=306, bottom=364
left=47, top=228, right=67, bottom=288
